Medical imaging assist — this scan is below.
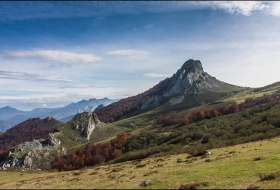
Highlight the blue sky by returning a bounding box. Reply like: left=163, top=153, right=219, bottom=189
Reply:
left=1, top=1, right=280, bottom=111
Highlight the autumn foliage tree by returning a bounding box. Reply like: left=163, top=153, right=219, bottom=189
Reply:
left=154, top=94, right=280, bottom=128
left=51, top=133, right=131, bottom=171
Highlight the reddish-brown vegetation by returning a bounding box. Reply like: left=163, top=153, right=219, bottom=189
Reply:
left=155, top=94, right=280, bottom=128
left=51, top=133, right=131, bottom=171
left=94, top=78, right=170, bottom=123
left=0, top=118, right=62, bottom=151
left=0, top=150, right=9, bottom=163
left=259, top=172, right=279, bottom=181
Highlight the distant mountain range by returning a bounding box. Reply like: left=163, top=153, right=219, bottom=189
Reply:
left=0, top=98, right=116, bottom=132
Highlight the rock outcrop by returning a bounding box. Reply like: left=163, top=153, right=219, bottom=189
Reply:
left=0, top=133, right=65, bottom=170
left=72, top=112, right=101, bottom=140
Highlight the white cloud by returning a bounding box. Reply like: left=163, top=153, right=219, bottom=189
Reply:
left=143, top=73, right=171, bottom=78
left=3, top=50, right=101, bottom=66
left=269, top=1, right=280, bottom=16
left=0, top=70, right=72, bottom=82
left=106, top=49, right=152, bottom=60
left=1, top=1, right=280, bottom=23
left=42, top=104, right=47, bottom=107
left=207, top=1, right=270, bottom=16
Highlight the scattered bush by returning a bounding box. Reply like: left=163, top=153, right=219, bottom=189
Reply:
left=192, top=150, right=207, bottom=157
left=259, top=172, right=279, bottom=181
left=253, top=157, right=264, bottom=161
left=179, top=182, right=209, bottom=189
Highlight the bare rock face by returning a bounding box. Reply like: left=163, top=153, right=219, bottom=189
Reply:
left=0, top=137, right=66, bottom=170
left=140, top=59, right=207, bottom=110
left=73, top=112, right=101, bottom=140
left=163, top=60, right=205, bottom=97
left=48, top=133, right=61, bottom=147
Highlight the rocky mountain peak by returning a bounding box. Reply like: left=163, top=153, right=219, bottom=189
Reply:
left=180, top=59, right=203, bottom=73
left=164, top=59, right=205, bottom=96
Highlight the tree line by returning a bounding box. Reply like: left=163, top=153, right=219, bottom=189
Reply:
left=156, top=94, right=280, bottom=127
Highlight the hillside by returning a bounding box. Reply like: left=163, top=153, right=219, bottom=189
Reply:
left=55, top=112, right=122, bottom=149
left=0, top=98, right=116, bottom=132
left=1, top=59, right=280, bottom=183
left=94, top=59, right=245, bottom=123
left=0, top=137, right=280, bottom=189
left=0, top=117, right=63, bottom=151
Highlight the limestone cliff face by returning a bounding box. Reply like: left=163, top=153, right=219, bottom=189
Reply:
left=73, top=112, right=101, bottom=140
left=140, top=59, right=208, bottom=110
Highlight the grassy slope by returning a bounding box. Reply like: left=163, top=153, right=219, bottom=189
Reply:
left=56, top=122, right=123, bottom=150
left=0, top=137, right=280, bottom=189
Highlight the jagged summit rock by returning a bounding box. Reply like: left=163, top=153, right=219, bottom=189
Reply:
left=140, top=59, right=211, bottom=110
left=163, top=59, right=205, bottom=97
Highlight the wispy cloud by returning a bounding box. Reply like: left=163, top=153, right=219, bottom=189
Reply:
left=59, top=84, right=113, bottom=89
left=3, top=50, right=101, bottom=67
left=106, top=49, right=152, bottom=60
left=0, top=70, right=71, bottom=82
left=204, top=1, right=270, bottom=16
left=143, top=73, right=171, bottom=78
left=2, top=2, right=279, bottom=22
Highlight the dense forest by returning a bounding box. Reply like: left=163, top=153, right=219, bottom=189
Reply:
left=94, top=78, right=170, bottom=123
left=0, top=117, right=62, bottom=151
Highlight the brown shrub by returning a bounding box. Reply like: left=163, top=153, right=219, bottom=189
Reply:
left=135, top=164, right=146, bottom=168
left=259, top=172, right=279, bottom=181
left=177, top=158, right=183, bottom=163
left=178, top=182, right=209, bottom=189
left=205, top=159, right=211, bottom=162
left=253, top=157, right=265, bottom=161
left=192, top=150, right=207, bottom=157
